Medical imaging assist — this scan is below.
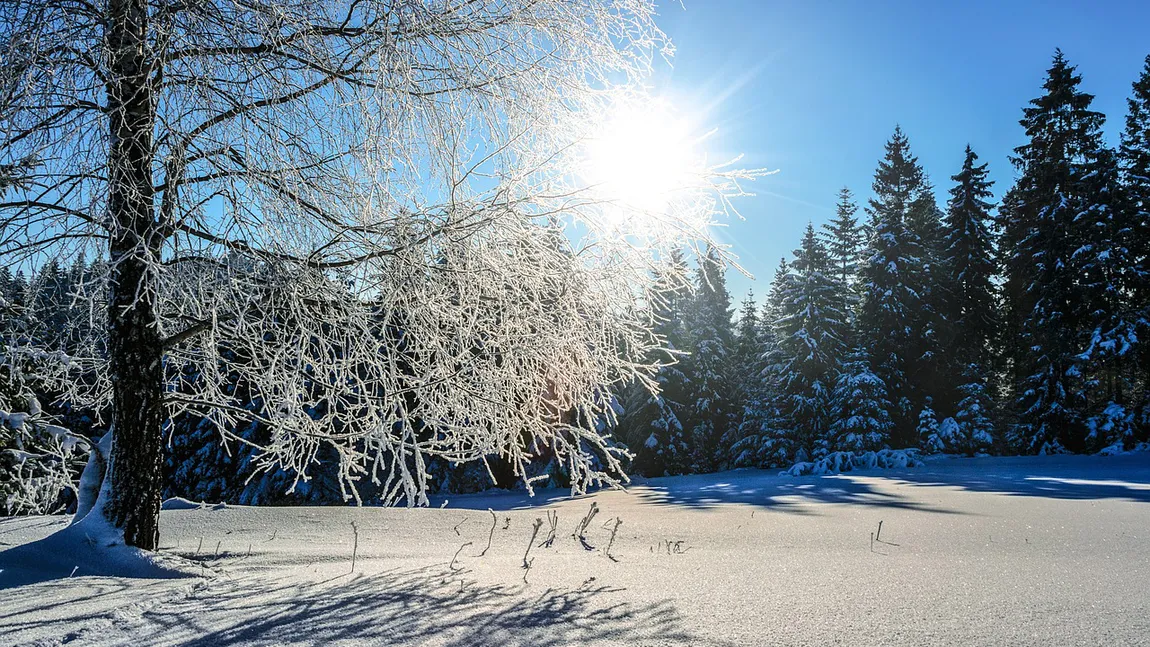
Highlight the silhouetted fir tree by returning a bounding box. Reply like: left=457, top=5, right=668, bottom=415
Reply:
left=682, top=244, right=735, bottom=472
left=858, top=126, right=928, bottom=446
left=1002, top=50, right=1109, bottom=453
left=770, top=224, right=848, bottom=462
left=1118, top=54, right=1150, bottom=437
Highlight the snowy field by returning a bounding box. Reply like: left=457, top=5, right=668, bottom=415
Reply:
left=3, top=454, right=1150, bottom=647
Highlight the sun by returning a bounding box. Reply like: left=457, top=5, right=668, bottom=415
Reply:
left=583, top=100, right=697, bottom=213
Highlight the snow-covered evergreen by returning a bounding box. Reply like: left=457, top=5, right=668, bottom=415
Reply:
left=682, top=244, right=736, bottom=472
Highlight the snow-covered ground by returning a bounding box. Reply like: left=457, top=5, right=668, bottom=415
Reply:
left=3, top=454, right=1150, bottom=646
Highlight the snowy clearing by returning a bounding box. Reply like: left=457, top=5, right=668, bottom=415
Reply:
left=3, top=454, right=1150, bottom=646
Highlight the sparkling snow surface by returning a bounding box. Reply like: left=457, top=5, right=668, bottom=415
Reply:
left=4, top=454, right=1150, bottom=646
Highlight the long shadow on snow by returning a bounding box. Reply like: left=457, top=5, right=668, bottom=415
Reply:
left=2, top=563, right=712, bottom=647
left=440, top=453, right=1150, bottom=514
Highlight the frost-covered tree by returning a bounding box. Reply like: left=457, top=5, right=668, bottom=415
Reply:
left=1002, top=50, right=1110, bottom=453
left=858, top=127, right=928, bottom=445
left=0, top=0, right=757, bottom=550
left=943, top=146, right=999, bottom=370
left=682, top=244, right=736, bottom=472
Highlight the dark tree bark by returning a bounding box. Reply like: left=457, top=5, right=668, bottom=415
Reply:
left=104, top=0, right=164, bottom=550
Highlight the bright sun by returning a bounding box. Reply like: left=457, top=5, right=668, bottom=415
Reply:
left=583, top=101, right=697, bottom=213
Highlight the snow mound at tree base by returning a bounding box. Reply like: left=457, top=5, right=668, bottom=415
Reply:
left=783, top=448, right=922, bottom=477
left=0, top=512, right=204, bottom=588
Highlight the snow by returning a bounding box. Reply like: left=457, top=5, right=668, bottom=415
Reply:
left=4, top=454, right=1150, bottom=646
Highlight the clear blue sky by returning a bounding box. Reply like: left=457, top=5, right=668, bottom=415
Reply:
left=648, top=0, right=1150, bottom=301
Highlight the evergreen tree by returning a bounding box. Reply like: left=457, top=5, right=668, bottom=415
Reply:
left=951, top=364, right=997, bottom=455
left=821, top=187, right=864, bottom=323
left=622, top=249, right=691, bottom=476
left=1118, top=54, right=1150, bottom=438
left=944, top=146, right=999, bottom=369
left=682, top=244, right=735, bottom=472
left=858, top=126, right=929, bottom=445
left=770, top=224, right=848, bottom=462
left=828, top=348, right=893, bottom=452
left=916, top=397, right=941, bottom=452
left=906, top=181, right=958, bottom=416
left=731, top=260, right=787, bottom=467
left=1002, top=50, right=1110, bottom=453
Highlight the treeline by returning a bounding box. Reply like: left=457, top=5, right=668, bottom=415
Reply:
left=617, top=51, right=1150, bottom=475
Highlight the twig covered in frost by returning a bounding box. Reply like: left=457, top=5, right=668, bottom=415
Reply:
left=523, top=518, right=544, bottom=582
left=451, top=542, right=472, bottom=572
left=605, top=517, right=623, bottom=562
left=478, top=509, right=497, bottom=557
left=350, top=522, right=360, bottom=573
left=539, top=510, right=559, bottom=548
left=572, top=502, right=600, bottom=550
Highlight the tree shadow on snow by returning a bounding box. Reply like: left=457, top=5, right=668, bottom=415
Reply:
left=887, top=453, right=1150, bottom=504
left=631, top=453, right=1150, bottom=513
left=4, top=563, right=711, bottom=646
left=627, top=469, right=960, bottom=515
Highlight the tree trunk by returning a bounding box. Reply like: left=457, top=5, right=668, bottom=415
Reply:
left=104, top=0, right=163, bottom=551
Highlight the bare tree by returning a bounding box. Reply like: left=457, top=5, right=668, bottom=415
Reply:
left=0, top=0, right=757, bottom=551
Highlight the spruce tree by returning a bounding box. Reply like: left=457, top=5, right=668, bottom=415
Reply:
left=822, top=187, right=864, bottom=323
left=683, top=244, right=735, bottom=472
left=622, top=248, right=691, bottom=475
left=1002, top=50, right=1109, bottom=453
left=828, top=348, right=893, bottom=453
left=944, top=146, right=999, bottom=369
left=858, top=126, right=928, bottom=446
left=771, top=224, right=848, bottom=461
left=1119, top=54, right=1150, bottom=438
left=731, top=260, right=787, bottom=467
left=906, top=181, right=957, bottom=417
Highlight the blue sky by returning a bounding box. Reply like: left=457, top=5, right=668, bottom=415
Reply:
left=647, top=0, right=1150, bottom=301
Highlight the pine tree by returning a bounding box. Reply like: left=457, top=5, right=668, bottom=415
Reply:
left=731, top=260, right=787, bottom=467
left=916, top=397, right=941, bottom=452
left=944, top=146, right=999, bottom=369
left=828, top=348, right=893, bottom=452
left=770, top=224, right=848, bottom=462
left=951, top=363, right=996, bottom=455
left=822, top=187, right=864, bottom=324
left=1002, top=50, right=1110, bottom=453
left=906, top=181, right=958, bottom=417
left=858, top=126, right=929, bottom=446
left=1119, top=55, right=1150, bottom=439
left=682, top=244, right=735, bottom=472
